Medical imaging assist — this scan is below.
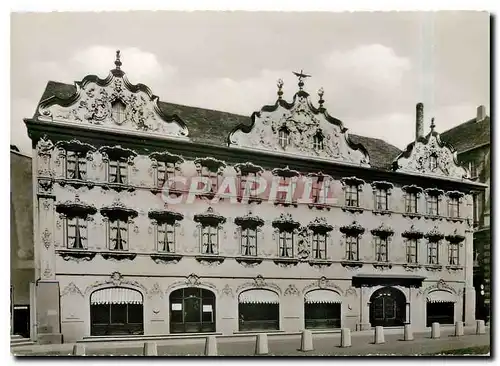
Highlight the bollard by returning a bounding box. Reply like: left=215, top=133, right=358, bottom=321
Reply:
left=300, top=329, right=313, bottom=351
left=143, top=342, right=158, bottom=356
left=340, top=328, right=351, bottom=348
left=205, top=335, right=218, bottom=356
left=431, top=322, right=440, bottom=339
left=403, top=324, right=414, bottom=341
left=476, top=320, right=486, bottom=335
left=454, top=321, right=464, bottom=337
left=255, top=333, right=269, bottom=355
left=72, top=344, right=85, bottom=356
left=374, top=326, right=385, bottom=344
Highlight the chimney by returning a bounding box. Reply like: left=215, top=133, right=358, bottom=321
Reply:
left=416, top=102, right=424, bottom=141
left=477, top=105, right=486, bottom=122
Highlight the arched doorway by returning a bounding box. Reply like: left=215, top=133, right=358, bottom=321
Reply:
left=90, top=287, right=144, bottom=336
left=369, top=287, right=406, bottom=327
left=238, top=289, right=279, bottom=331
left=169, top=288, right=216, bottom=333
left=304, top=289, right=342, bottom=329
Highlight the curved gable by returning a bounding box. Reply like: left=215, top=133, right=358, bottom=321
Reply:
left=228, top=75, right=370, bottom=167
left=393, top=120, right=469, bottom=181
left=37, top=51, right=189, bottom=141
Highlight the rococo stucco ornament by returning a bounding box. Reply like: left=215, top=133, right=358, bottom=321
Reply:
left=38, top=52, right=189, bottom=140
left=393, top=123, right=469, bottom=180
left=229, top=73, right=369, bottom=166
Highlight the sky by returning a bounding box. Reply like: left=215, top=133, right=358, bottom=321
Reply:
left=10, top=11, right=490, bottom=154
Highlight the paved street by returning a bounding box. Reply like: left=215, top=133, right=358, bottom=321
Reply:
left=12, top=327, right=490, bottom=356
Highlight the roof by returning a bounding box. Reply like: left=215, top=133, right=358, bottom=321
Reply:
left=440, top=116, right=491, bottom=154
left=34, top=80, right=401, bottom=169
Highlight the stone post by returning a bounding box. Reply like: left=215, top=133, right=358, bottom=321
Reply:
left=431, top=322, right=440, bottom=339
left=476, top=320, right=486, bottom=335
left=255, top=334, right=269, bottom=355
left=73, top=344, right=86, bottom=356
left=300, top=329, right=313, bottom=351
left=374, top=326, right=384, bottom=344
left=404, top=324, right=414, bottom=341
left=455, top=321, right=464, bottom=337
left=144, top=342, right=158, bottom=356
left=341, top=328, right=351, bottom=347
left=205, top=335, right=218, bottom=356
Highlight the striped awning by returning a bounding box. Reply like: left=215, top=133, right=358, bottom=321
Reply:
left=305, top=290, right=342, bottom=304
left=91, top=288, right=143, bottom=305
left=426, top=290, right=456, bottom=303
left=239, top=289, right=279, bottom=304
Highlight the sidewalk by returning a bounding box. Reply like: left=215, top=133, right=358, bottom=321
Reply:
left=12, top=326, right=490, bottom=356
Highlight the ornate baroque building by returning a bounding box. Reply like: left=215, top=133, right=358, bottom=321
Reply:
left=24, top=52, right=486, bottom=343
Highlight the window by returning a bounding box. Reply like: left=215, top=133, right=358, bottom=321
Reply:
left=345, top=235, right=359, bottom=261
left=111, top=100, right=127, bottom=124
left=312, top=233, right=327, bottom=259
left=375, top=237, right=388, bottom=262
left=427, top=195, right=439, bottom=216
left=66, top=217, right=87, bottom=249
left=157, top=223, right=176, bottom=253
left=65, top=151, right=87, bottom=180
left=375, top=188, right=388, bottom=211
left=240, top=172, right=258, bottom=200
left=311, top=177, right=328, bottom=204
left=278, top=127, right=290, bottom=149
left=201, top=225, right=219, bottom=255
left=448, top=243, right=459, bottom=265
left=405, top=192, right=418, bottom=213
left=109, top=220, right=128, bottom=251
left=278, top=231, right=294, bottom=258
left=345, top=185, right=359, bottom=207
left=429, top=153, right=438, bottom=171
left=199, top=166, right=218, bottom=194
left=109, top=159, right=128, bottom=184
left=427, top=241, right=439, bottom=264
left=241, top=228, right=257, bottom=256
left=406, top=238, right=418, bottom=263
left=156, top=161, right=177, bottom=189
left=276, top=176, right=293, bottom=203
left=448, top=197, right=460, bottom=218
left=313, top=132, right=324, bottom=151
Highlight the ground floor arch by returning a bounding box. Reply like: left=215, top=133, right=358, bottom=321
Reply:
left=369, top=287, right=406, bottom=327
left=169, top=287, right=216, bottom=333
left=238, top=289, right=279, bottom=331
left=90, top=287, right=144, bottom=336
left=304, top=289, right=342, bottom=329
left=426, top=290, right=456, bottom=326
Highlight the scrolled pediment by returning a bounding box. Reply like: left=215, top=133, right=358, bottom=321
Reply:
left=393, top=123, right=469, bottom=181
left=228, top=75, right=370, bottom=166
left=38, top=51, right=189, bottom=140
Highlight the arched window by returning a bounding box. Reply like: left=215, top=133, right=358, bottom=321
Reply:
left=170, top=288, right=216, bottom=333
left=278, top=127, right=290, bottom=149
left=429, top=153, right=438, bottom=171
left=313, top=131, right=324, bottom=151
left=426, top=291, right=456, bottom=326
left=238, top=289, right=279, bottom=331
left=304, top=289, right=341, bottom=329
left=111, top=100, right=127, bottom=125
left=90, top=287, right=143, bottom=336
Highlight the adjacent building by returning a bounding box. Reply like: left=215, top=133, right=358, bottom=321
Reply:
left=441, top=106, right=491, bottom=321
left=23, top=52, right=486, bottom=343
left=10, top=146, right=35, bottom=338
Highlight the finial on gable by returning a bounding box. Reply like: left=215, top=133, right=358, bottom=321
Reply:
left=318, top=87, right=325, bottom=109
left=292, top=69, right=311, bottom=91
left=277, top=78, right=284, bottom=100
left=430, top=117, right=436, bottom=132
left=114, top=50, right=122, bottom=70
